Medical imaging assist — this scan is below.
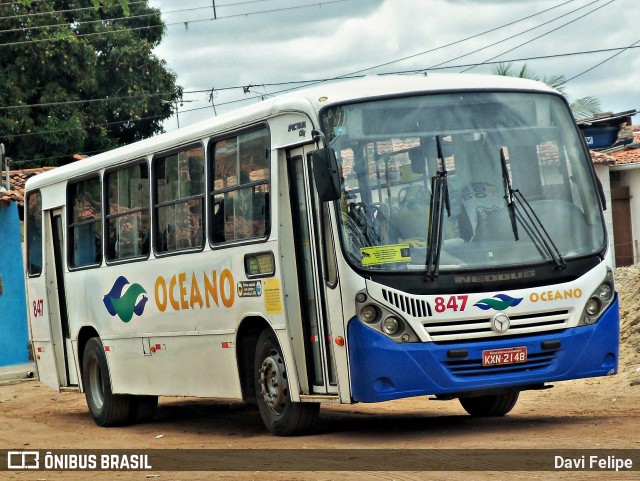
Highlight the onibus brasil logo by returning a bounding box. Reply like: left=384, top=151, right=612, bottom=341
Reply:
left=103, top=276, right=148, bottom=323
left=474, top=294, right=523, bottom=311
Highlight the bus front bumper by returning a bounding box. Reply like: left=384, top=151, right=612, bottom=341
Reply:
left=347, top=296, right=619, bottom=403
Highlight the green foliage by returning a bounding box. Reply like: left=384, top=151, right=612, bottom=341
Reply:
left=493, top=62, right=601, bottom=120
left=1, top=0, right=180, bottom=167
left=17, top=0, right=130, bottom=16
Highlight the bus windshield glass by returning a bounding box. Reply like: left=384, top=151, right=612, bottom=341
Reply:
left=321, top=91, right=606, bottom=272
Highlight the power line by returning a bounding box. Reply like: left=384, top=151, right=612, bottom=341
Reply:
left=413, top=0, right=608, bottom=73
left=0, top=1, right=145, bottom=21
left=566, top=37, right=640, bottom=82
left=460, top=0, right=617, bottom=73
left=323, top=0, right=582, bottom=79
left=1, top=44, right=638, bottom=112
left=0, top=0, right=356, bottom=47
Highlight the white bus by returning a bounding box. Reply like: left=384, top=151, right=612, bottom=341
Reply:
left=24, top=74, right=619, bottom=435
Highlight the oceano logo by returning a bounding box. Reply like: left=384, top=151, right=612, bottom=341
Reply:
left=474, top=294, right=523, bottom=311
left=103, top=276, right=149, bottom=323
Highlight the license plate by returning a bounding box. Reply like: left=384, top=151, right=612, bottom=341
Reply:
left=482, top=346, right=527, bottom=366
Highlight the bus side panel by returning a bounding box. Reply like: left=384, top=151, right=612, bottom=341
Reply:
left=103, top=335, right=243, bottom=398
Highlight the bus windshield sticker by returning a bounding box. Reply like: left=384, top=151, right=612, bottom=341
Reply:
left=263, top=278, right=283, bottom=314
left=237, top=281, right=262, bottom=298
left=360, top=244, right=411, bottom=267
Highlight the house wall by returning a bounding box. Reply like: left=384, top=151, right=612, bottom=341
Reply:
left=594, top=165, right=616, bottom=265
left=0, top=202, right=29, bottom=367
left=614, top=167, right=640, bottom=265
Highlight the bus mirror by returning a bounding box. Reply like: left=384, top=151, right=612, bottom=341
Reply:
left=310, top=148, right=341, bottom=202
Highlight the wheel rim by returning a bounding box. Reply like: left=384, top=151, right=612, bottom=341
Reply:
left=88, top=357, right=105, bottom=411
left=259, top=349, right=288, bottom=415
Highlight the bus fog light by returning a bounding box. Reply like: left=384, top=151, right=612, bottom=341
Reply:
left=597, top=283, right=613, bottom=302
left=360, top=305, right=380, bottom=324
left=382, top=316, right=401, bottom=335
left=585, top=298, right=601, bottom=316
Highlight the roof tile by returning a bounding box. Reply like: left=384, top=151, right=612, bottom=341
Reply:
left=0, top=167, right=56, bottom=206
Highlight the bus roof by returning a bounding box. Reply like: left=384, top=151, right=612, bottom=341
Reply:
left=25, top=73, right=555, bottom=191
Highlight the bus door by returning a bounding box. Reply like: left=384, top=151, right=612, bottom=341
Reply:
left=285, top=146, right=343, bottom=396
left=43, top=208, right=77, bottom=387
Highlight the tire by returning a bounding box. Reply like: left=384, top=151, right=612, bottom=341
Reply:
left=459, top=391, right=519, bottom=417
left=254, top=330, right=319, bottom=436
left=128, top=395, right=158, bottom=424
left=82, top=337, right=132, bottom=427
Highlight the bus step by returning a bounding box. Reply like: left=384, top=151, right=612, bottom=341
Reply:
left=299, top=394, right=340, bottom=403
left=59, top=386, right=80, bottom=393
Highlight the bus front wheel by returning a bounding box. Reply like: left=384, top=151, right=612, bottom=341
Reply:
left=82, top=337, right=132, bottom=427
left=459, top=391, right=519, bottom=417
left=254, top=330, right=319, bottom=436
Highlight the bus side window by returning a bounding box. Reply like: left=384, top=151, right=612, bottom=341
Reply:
left=153, top=144, right=205, bottom=254
left=68, top=176, right=102, bottom=268
left=26, top=191, right=43, bottom=276
left=105, top=161, right=150, bottom=262
left=210, top=126, right=271, bottom=244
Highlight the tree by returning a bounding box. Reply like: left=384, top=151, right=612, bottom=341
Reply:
left=0, top=0, right=182, bottom=167
left=494, top=63, right=601, bottom=121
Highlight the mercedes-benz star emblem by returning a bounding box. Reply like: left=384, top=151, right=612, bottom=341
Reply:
left=491, top=313, right=511, bottom=334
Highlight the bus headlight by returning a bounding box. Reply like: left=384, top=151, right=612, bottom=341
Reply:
left=354, top=289, right=420, bottom=343
left=597, top=283, right=613, bottom=302
left=381, top=316, right=401, bottom=335
left=585, top=298, right=601, bottom=316
left=360, top=305, right=380, bottom=324
left=579, top=269, right=615, bottom=326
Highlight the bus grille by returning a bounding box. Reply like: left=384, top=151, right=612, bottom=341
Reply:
left=422, top=310, right=570, bottom=342
left=444, top=349, right=560, bottom=377
left=382, top=288, right=432, bottom=318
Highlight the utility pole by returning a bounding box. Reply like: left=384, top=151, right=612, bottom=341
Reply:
left=212, top=0, right=217, bottom=19
left=1, top=144, right=8, bottom=192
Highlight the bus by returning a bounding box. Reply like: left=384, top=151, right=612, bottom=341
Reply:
left=24, top=74, right=619, bottom=436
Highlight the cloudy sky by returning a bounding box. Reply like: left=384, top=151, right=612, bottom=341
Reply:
left=147, top=0, right=639, bottom=130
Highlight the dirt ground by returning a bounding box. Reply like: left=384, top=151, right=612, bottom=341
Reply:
left=1, top=265, right=640, bottom=480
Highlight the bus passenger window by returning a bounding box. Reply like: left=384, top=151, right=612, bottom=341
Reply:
left=105, top=161, right=150, bottom=262
left=154, top=144, right=205, bottom=254
left=26, top=191, right=43, bottom=276
left=68, top=176, right=102, bottom=268
left=210, top=127, right=270, bottom=244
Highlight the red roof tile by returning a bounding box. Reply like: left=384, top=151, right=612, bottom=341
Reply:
left=0, top=167, right=56, bottom=206
left=591, top=150, right=616, bottom=166
left=609, top=147, right=640, bottom=165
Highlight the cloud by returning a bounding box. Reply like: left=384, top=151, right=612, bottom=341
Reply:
left=148, top=0, right=639, bottom=127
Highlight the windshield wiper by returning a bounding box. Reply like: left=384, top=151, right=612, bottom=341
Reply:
left=499, top=148, right=566, bottom=270
left=425, top=135, right=451, bottom=280
left=500, top=148, right=519, bottom=241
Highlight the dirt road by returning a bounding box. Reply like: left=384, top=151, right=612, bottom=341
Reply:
left=1, top=364, right=638, bottom=480
left=1, top=265, right=640, bottom=480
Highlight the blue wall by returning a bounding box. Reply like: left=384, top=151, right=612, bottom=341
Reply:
left=0, top=202, right=29, bottom=367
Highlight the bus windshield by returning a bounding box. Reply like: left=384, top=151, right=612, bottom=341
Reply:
left=321, top=91, right=606, bottom=272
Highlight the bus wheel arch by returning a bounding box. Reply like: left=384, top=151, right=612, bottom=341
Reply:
left=77, top=325, right=100, bottom=389
left=253, top=329, right=319, bottom=436
left=236, top=316, right=271, bottom=403
left=81, top=337, right=132, bottom=427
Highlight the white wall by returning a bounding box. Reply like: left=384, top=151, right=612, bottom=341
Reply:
left=594, top=165, right=616, bottom=265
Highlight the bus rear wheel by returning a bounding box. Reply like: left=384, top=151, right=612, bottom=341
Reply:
left=254, top=330, right=319, bottom=436
left=459, top=391, right=519, bottom=417
left=82, top=337, right=132, bottom=427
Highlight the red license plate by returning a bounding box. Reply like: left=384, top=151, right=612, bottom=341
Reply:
left=482, top=346, right=527, bottom=366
